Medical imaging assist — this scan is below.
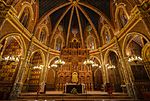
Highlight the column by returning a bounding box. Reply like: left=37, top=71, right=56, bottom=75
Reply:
left=114, top=36, right=136, bottom=98
left=9, top=36, right=34, bottom=99
left=39, top=49, right=50, bottom=93
left=98, top=47, right=108, bottom=85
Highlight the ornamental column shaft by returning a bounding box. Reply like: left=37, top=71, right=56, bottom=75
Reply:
left=114, top=36, right=136, bottom=98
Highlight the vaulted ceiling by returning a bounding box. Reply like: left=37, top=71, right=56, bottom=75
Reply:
left=39, top=0, right=111, bottom=47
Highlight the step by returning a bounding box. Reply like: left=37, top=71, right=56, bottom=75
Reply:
left=18, top=92, right=132, bottom=100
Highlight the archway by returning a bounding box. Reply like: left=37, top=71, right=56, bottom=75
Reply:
left=0, top=36, right=23, bottom=99
left=26, top=51, right=44, bottom=92
left=46, top=57, right=58, bottom=91
left=94, top=68, right=103, bottom=91
left=106, top=51, right=122, bottom=92
left=90, top=57, right=103, bottom=91
left=125, top=35, right=149, bottom=81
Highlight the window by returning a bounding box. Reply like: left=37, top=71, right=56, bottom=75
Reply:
left=87, top=36, right=95, bottom=50
left=20, top=8, right=30, bottom=28
left=56, top=37, right=62, bottom=51
left=118, top=9, right=128, bottom=28
left=104, top=30, right=110, bottom=43
left=39, top=29, right=46, bottom=43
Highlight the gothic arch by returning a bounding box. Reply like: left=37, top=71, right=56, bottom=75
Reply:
left=115, top=3, right=129, bottom=29
left=93, top=67, right=103, bottom=90
left=29, top=49, right=46, bottom=66
left=122, top=32, right=150, bottom=57
left=104, top=49, right=123, bottom=92
left=47, top=56, right=60, bottom=79
left=54, top=34, right=64, bottom=51
left=86, top=34, right=97, bottom=50
left=48, top=56, right=60, bottom=67
left=101, top=24, right=113, bottom=44
left=38, top=25, right=49, bottom=43
left=142, top=43, right=150, bottom=61
left=90, top=55, right=101, bottom=65
left=104, top=49, right=120, bottom=64
left=0, top=33, right=27, bottom=58
left=18, top=2, right=34, bottom=28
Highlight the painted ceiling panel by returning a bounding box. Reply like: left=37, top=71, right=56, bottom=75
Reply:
left=50, top=6, right=69, bottom=29
left=39, top=0, right=111, bottom=46
left=39, top=0, right=68, bottom=17
left=80, top=0, right=110, bottom=18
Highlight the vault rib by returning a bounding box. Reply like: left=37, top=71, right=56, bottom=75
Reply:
left=66, top=6, right=75, bottom=46
left=77, top=5, right=100, bottom=45
left=50, top=5, right=72, bottom=45
left=75, top=6, right=84, bottom=47
left=38, top=2, right=71, bottom=25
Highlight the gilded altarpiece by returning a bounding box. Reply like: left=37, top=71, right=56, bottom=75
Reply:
left=55, top=41, right=93, bottom=91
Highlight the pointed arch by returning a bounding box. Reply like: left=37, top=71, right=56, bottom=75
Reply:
left=29, top=49, right=46, bottom=66
left=104, top=49, right=120, bottom=65
left=0, top=33, right=27, bottom=58
left=54, top=34, right=65, bottom=51
left=101, top=24, right=112, bottom=44
left=38, top=24, right=49, bottom=43
left=115, top=3, right=129, bottom=29
left=142, top=43, right=150, bottom=61
left=90, top=55, right=101, bottom=65
left=48, top=56, right=60, bottom=67
left=86, top=34, right=96, bottom=50
left=122, top=32, right=150, bottom=58
left=18, top=2, right=34, bottom=28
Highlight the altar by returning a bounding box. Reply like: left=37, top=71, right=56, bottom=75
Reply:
left=65, top=83, right=85, bottom=93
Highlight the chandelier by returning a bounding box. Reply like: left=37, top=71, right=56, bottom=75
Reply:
left=105, top=64, right=116, bottom=69
left=50, top=64, right=58, bottom=68
left=49, top=58, right=65, bottom=68
left=1, top=55, right=20, bottom=62
left=128, top=55, right=142, bottom=62
left=55, top=59, right=65, bottom=66
left=33, top=65, right=43, bottom=69
left=92, top=63, right=99, bottom=67
left=83, top=59, right=94, bottom=65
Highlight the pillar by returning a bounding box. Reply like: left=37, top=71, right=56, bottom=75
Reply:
left=114, top=36, right=136, bottom=98
left=39, top=49, right=50, bottom=93
left=98, top=47, right=109, bottom=87
left=9, top=35, right=34, bottom=99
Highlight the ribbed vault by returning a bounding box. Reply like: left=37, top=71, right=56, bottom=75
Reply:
left=39, top=0, right=111, bottom=47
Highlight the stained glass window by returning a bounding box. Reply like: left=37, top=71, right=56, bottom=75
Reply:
left=40, top=29, right=46, bottom=43
left=87, top=36, right=95, bottom=50
left=56, top=37, right=62, bottom=51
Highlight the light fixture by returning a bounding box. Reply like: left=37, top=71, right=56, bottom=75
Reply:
left=99, top=66, right=102, bottom=68
left=55, top=58, right=65, bottom=66
left=128, top=55, right=142, bottom=62
left=92, top=63, right=99, bottom=67
left=83, top=59, right=94, bottom=65
left=49, top=58, right=65, bottom=68
left=51, top=64, right=58, bottom=68
left=33, top=65, right=43, bottom=69
left=105, top=64, right=116, bottom=69
left=1, top=55, right=20, bottom=62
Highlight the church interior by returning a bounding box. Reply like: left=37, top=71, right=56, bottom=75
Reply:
left=0, top=0, right=150, bottom=100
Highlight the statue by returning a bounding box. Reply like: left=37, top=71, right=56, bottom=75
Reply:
left=71, top=72, right=78, bottom=83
